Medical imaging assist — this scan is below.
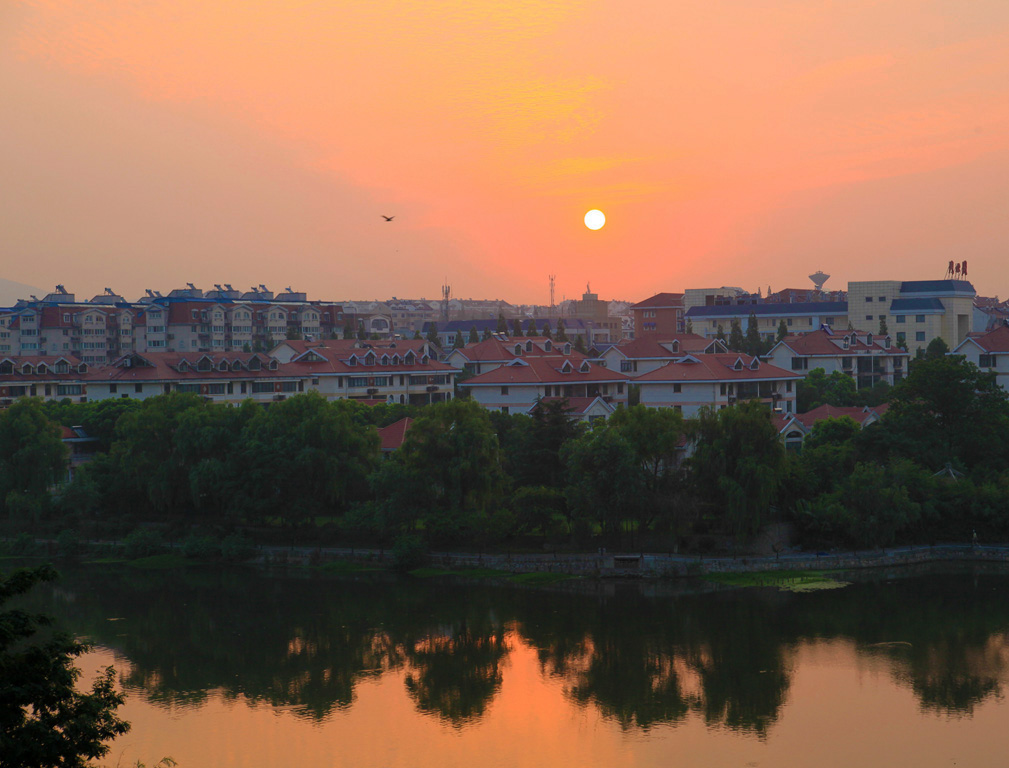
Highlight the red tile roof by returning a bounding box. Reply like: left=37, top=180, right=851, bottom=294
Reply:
left=775, top=329, right=907, bottom=356
left=529, top=396, right=612, bottom=415
left=451, top=337, right=584, bottom=362
left=608, top=334, right=718, bottom=359
left=634, top=354, right=801, bottom=382
left=461, top=357, right=630, bottom=386
left=794, top=405, right=876, bottom=429
left=377, top=417, right=413, bottom=451
left=959, top=324, right=1009, bottom=353
left=632, top=293, right=684, bottom=309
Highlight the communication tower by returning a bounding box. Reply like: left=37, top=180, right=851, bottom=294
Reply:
left=549, top=274, right=556, bottom=315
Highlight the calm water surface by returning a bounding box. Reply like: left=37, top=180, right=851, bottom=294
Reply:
left=21, top=564, right=1009, bottom=768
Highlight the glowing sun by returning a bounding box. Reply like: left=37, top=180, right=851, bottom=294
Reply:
left=584, top=209, right=606, bottom=230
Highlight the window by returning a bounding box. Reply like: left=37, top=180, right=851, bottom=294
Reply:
left=619, top=360, right=636, bottom=373
left=979, top=354, right=996, bottom=368
left=916, top=332, right=926, bottom=342
left=501, top=406, right=509, bottom=415
left=787, top=318, right=793, bottom=326
left=501, top=386, right=509, bottom=395
left=109, top=384, right=118, bottom=394
left=865, top=296, right=873, bottom=302
left=280, top=381, right=299, bottom=392
left=251, top=381, right=274, bottom=393
left=56, top=384, right=82, bottom=396
left=134, top=383, right=143, bottom=393
left=842, top=357, right=852, bottom=369
left=176, top=383, right=200, bottom=393
left=673, top=383, right=682, bottom=393
left=878, top=296, right=886, bottom=302
left=348, top=377, right=369, bottom=388
left=791, top=357, right=808, bottom=370
left=825, top=317, right=834, bottom=325
left=896, top=332, right=906, bottom=343
left=208, top=383, right=226, bottom=394
left=720, top=383, right=727, bottom=395
left=915, top=315, right=926, bottom=323
left=786, top=380, right=793, bottom=393
left=896, top=315, right=905, bottom=323
left=866, top=315, right=873, bottom=321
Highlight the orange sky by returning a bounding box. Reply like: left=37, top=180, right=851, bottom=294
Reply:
left=3, top=1, right=1009, bottom=304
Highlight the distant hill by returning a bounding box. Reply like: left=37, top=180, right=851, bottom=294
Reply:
left=0, top=278, right=45, bottom=307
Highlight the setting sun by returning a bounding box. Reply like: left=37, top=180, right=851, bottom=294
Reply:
left=584, top=209, right=606, bottom=230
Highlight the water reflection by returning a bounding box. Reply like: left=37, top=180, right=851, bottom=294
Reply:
left=21, top=564, right=1009, bottom=733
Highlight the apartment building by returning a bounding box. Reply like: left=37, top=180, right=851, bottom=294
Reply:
left=630, top=293, right=685, bottom=337
left=951, top=324, right=1009, bottom=391
left=0, top=285, right=346, bottom=360
left=767, top=328, right=910, bottom=389
left=459, top=357, right=630, bottom=415
left=597, top=334, right=727, bottom=376
left=685, top=301, right=850, bottom=342
left=634, top=353, right=802, bottom=416
left=444, top=337, right=583, bottom=376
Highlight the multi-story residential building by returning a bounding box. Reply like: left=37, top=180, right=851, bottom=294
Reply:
left=631, top=293, right=685, bottom=337
left=685, top=301, right=850, bottom=342
left=767, top=328, right=909, bottom=389
left=0, top=356, right=93, bottom=406
left=459, top=357, right=630, bottom=416
left=597, top=334, right=727, bottom=376
left=275, top=340, right=457, bottom=405
left=0, top=285, right=346, bottom=359
left=444, top=337, right=583, bottom=376
left=634, top=353, right=802, bottom=416
left=846, top=280, right=975, bottom=352
left=951, top=324, right=1009, bottom=391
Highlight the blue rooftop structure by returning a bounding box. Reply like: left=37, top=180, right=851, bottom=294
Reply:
left=889, top=298, right=945, bottom=313
left=900, top=280, right=975, bottom=295
left=685, top=301, right=848, bottom=319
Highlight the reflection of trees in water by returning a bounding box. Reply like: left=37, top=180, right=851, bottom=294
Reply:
left=26, top=566, right=1009, bottom=731
left=403, top=620, right=509, bottom=725
left=517, top=589, right=793, bottom=734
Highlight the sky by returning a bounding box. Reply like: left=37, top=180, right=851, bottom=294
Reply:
left=2, top=1, right=1009, bottom=305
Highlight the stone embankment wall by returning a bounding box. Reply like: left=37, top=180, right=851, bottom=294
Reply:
left=261, top=543, right=1009, bottom=578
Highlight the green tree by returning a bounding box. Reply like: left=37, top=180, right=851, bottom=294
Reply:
left=343, top=321, right=355, bottom=339
left=609, top=405, right=687, bottom=532
left=238, top=393, right=380, bottom=524
left=727, top=320, right=744, bottom=352
left=878, top=316, right=888, bottom=336
left=0, top=399, right=69, bottom=516
left=286, top=327, right=303, bottom=340
left=481, top=328, right=493, bottom=341
left=467, top=326, right=480, bottom=344
left=496, top=314, right=508, bottom=334
left=744, top=313, right=761, bottom=356
left=796, top=368, right=857, bottom=412
left=0, top=565, right=130, bottom=767
left=388, top=399, right=507, bottom=541
left=686, top=319, right=693, bottom=334
left=540, top=321, right=552, bottom=340
left=574, top=335, right=587, bottom=354
left=715, top=324, right=726, bottom=343
left=776, top=319, right=788, bottom=342
left=556, top=320, right=569, bottom=341
left=871, top=355, right=1009, bottom=471
left=689, top=402, right=786, bottom=541
left=563, top=424, right=644, bottom=539
left=925, top=337, right=950, bottom=359
left=510, top=318, right=523, bottom=337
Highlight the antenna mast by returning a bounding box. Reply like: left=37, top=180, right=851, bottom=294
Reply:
left=440, top=281, right=451, bottom=324
left=549, top=274, right=556, bottom=316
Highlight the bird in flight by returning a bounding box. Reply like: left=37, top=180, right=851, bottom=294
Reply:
left=381, top=215, right=395, bottom=222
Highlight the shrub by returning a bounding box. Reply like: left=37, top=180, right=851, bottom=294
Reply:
left=182, top=534, right=220, bottom=559
left=55, top=529, right=81, bottom=559
left=123, top=528, right=166, bottom=559
left=221, top=532, right=255, bottom=562
left=391, top=533, right=427, bottom=572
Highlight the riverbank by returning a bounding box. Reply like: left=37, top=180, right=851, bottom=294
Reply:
left=252, top=541, right=1009, bottom=578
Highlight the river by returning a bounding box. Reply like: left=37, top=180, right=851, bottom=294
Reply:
left=15, top=562, right=1009, bottom=767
